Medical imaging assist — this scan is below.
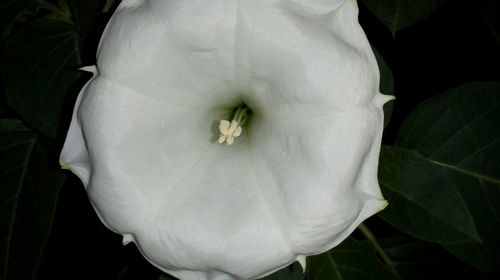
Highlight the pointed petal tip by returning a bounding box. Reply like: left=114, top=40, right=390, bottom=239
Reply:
left=371, top=198, right=389, bottom=214
left=59, top=158, right=73, bottom=171
left=296, top=255, right=306, bottom=273
left=78, top=65, right=98, bottom=74
left=59, top=158, right=67, bottom=169
left=375, top=93, right=395, bottom=106
left=122, top=233, right=135, bottom=246
left=364, top=195, right=389, bottom=215
left=380, top=199, right=389, bottom=211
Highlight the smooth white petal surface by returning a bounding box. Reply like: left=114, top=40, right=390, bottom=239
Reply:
left=61, top=0, right=390, bottom=279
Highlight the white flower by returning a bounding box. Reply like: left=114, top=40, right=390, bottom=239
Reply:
left=60, top=0, right=392, bottom=279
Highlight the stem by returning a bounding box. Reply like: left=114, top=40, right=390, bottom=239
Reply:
left=358, top=223, right=398, bottom=275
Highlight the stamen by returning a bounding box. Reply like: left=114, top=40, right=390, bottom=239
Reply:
left=218, top=105, right=249, bottom=145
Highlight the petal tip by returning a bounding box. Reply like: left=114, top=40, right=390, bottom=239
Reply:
left=122, top=233, right=135, bottom=246
left=78, top=65, right=98, bottom=75
left=296, top=255, right=306, bottom=273
left=59, top=158, right=67, bottom=169
left=375, top=94, right=395, bottom=106
left=380, top=200, right=389, bottom=211
left=364, top=196, right=389, bottom=216
left=59, top=158, right=73, bottom=172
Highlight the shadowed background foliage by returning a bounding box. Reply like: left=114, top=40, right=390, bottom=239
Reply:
left=1, top=0, right=499, bottom=279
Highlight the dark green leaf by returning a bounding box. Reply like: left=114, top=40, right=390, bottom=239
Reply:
left=394, top=82, right=500, bottom=271
left=379, top=234, right=482, bottom=280
left=66, top=0, right=102, bottom=36
left=379, top=146, right=480, bottom=243
left=307, top=238, right=399, bottom=280
left=361, top=0, right=446, bottom=36
left=0, top=0, right=36, bottom=23
left=261, top=262, right=305, bottom=280
left=0, top=119, right=65, bottom=280
left=0, top=0, right=37, bottom=41
left=2, top=19, right=81, bottom=138
left=0, top=0, right=37, bottom=22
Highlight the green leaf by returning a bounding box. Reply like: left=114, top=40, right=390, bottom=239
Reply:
left=0, top=0, right=36, bottom=23
left=394, top=82, right=500, bottom=271
left=307, top=238, right=399, bottom=280
left=0, top=0, right=37, bottom=41
left=2, top=19, right=81, bottom=138
left=66, top=0, right=102, bottom=35
left=378, top=234, right=480, bottom=280
left=396, top=83, right=500, bottom=169
left=0, top=119, right=65, bottom=280
left=260, top=263, right=305, bottom=280
left=379, top=146, right=481, bottom=243
left=361, top=0, right=446, bottom=36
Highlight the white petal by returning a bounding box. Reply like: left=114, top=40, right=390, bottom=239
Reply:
left=62, top=76, right=221, bottom=233
left=96, top=0, right=239, bottom=108
left=296, top=255, right=306, bottom=272
left=141, top=146, right=294, bottom=279
left=61, top=0, right=389, bottom=279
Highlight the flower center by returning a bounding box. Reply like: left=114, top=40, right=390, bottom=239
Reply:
left=218, top=104, right=251, bottom=145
